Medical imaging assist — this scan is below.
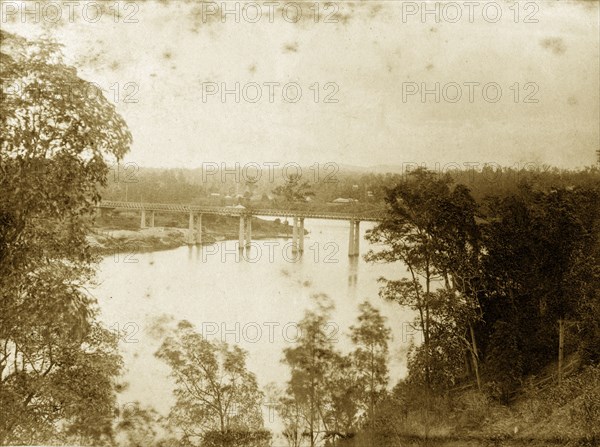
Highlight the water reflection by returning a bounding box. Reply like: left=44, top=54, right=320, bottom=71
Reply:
left=348, top=255, right=359, bottom=293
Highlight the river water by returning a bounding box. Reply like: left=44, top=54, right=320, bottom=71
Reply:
left=93, top=218, right=415, bottom=432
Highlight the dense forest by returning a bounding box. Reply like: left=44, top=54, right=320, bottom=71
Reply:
left=358, top=168, right=600, bottom=446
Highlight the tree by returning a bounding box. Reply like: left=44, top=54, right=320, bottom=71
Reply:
left=272, top=174, right=315, bottom=205
left=410, top=289, right=471, bottom=390
left=115, top=403, right=161, bottom=447
left=155, top=320, right=265, bottom=445
left=322, top=353, right=358, bottom=444
left=281, top=294, right=337, bottom=447
left=349, top=302, right=390, bottom=432
left=242, top=179, right=258, bottom=206
left=277, top=301, right=390, bottom=446
left=478, top=184, right=600, bottom=381
left=365, top=169, right=480, bottom=390
left=1, top=30, right=131, bottom=444
left=483, top=321, right=523, bottom=403
left=265, top=384, right=304, bottom=447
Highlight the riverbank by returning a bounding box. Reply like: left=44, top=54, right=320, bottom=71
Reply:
left=88, top=213, right=300, bottom=255
left=359, top=435, right=592, bottom=447
left=345, top=362, right=599, bottom=447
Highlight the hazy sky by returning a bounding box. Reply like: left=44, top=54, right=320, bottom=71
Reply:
left=3, top=0, right=599, bottom=169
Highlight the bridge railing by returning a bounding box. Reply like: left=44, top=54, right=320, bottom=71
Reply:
left=98, top=201, right=386, bottom=221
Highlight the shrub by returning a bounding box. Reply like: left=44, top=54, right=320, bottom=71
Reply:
left=201, top=430, right=272, bottom=447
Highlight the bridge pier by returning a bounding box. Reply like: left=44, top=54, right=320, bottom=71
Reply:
left=97, top=202, right=378, bottom=256
left=95, top=207, right=105, bottom=220
left=188, top=212, right=196, bottom=245
left=292, top=217, right=299, bottom=252
left=245, top=216, right=252, bottom=248
left=239, top=216, right=245, bottom=251
left=354, top=220, right=360, bottom=256
left=348, top=220, right=360, bottom=257
left=298, top=218, right=305, bottom=253
left=196, top=214, right=202, bottom=245
left=348, top=219, right=355, bottom=256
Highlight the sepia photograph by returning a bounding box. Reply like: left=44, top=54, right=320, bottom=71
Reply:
left=1, top=0, right=599, bottom=446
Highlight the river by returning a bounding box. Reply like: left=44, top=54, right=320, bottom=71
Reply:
left=93, top=218, right=415, bottom=434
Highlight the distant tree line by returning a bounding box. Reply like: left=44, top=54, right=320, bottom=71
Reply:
left=101, top=163, right=600, bottom=210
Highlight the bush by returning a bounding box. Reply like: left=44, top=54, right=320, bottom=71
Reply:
left=515, top=365, right=600, bottom=441
left=201, top=430, right=272, bottom=447
left=453, top=390, right=491, bottom=430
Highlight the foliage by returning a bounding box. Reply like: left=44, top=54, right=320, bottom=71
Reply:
left=404, top=290, right=468, bottom=390
left=365, top=168, right=481, bottom=389
left=279, top=297, right=392, bottom=446
left=510, top=365, right=600, bottom=442
left=349, top=302, right=390, bottom=429
left=272, top=174, right=315, bottom=205
left=367, top=167, right=599, bottom=399
left=101, top=163, right=600, bottom=211
left=200, top=429, right=272, bottom=447
left=0, top=323, right=122, bottom=445
left=115, top=403, right=161, bottom=447
left=478, top=183, right=600, bottom=380
left=281, top=295, right=338, bottom=447
left=356, top=168, right=599, bottom=445
left=482, top=321, right=523, bottom=403
left=155, top=320, right=265, bottom=445
left=276, top=391, right=305, bottom=447
left=0, top=30, right=131, bottom=444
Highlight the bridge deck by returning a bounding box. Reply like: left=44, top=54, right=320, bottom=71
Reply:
left=98, top=201, right=384, bottom=221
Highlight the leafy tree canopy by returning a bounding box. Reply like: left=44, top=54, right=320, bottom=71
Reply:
left=1, top=30, right=131, bottom=444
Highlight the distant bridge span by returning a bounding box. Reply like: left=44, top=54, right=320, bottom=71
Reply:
left=98, top=200, right=384, bottom=221
left=97, top=200, right=386, bottom=256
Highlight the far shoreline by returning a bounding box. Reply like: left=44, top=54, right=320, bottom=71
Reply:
left=88, top=214, right=305, bottom=256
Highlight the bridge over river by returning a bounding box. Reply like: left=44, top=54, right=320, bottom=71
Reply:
left=97, top=200, right=386, bottom=256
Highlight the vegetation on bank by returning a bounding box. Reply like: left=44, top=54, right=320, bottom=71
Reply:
left=1, top=30, right=131, bottom=444
left=359, top=364, right=600, bottom=447
left=349, top=169, right=600, bottom=447
left=89, top=212, right=296, bottom=255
